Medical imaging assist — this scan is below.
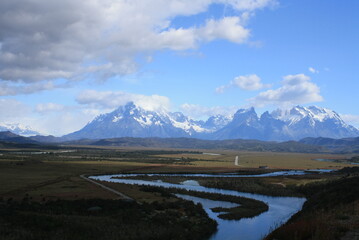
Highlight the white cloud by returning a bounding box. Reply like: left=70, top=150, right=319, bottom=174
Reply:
left=0, top=98, right=102, bottom=136
left=0, top=81, right=68, bottom=96
left=180, top=103, right=237, bottom=119
left=35, top=103, right=65, bottom=113
left=0, top=99, right=31, bottom=121
left=215, top=85, right=227, bottom=94
left=0, top=0, right=276, bottom=84
left=216, top=74, right=270, bottom=93
left=0, top=91, right=173, bottom=136
left=308, top=67, right=319, bottom=74
left=249, top=73, right=323, bottom=107
left=76, top=90, right=171, bottom=112
left=28, top=109, right=99, bottom=136
left=341, top=114, right=359, bottom=128
left=199, top=17, right=250, bottom=44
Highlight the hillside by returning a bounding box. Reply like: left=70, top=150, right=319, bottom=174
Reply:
left=65, top=137, right=325, bottom=153
left=300, top=137, right=359, bottom=153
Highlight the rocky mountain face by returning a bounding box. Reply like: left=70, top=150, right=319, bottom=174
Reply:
left=64, top=102, right=209, bottom=140
left=213, top=107, right=262, bottom=140
left=62, top=103, right=359, bottom=141
left=270, top=106, right=359, bottom=140
left=203, top=115, right=232, bottom=132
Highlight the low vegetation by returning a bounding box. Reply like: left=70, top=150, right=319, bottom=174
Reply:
left=200, top=177, right=301, bottom=197
left=0, top=144, right=357, bottom=240
left=0, top=198, right=217, bottom=240
left=140, top=186, right=269, bottom=220
left=265, top=168, right=359, bottom=240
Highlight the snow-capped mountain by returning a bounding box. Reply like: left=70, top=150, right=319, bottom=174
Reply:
left=0, top=123, right=40, bottom=136
left=64, top=102, right=211, bottom=140
left=212, top=105, right=359, bottom=141
left=270, top=106, right=359, bottom=140
left=203, top=114, right=232, bottom=132
left=213, top=107, right=263, bottom=140
left=168, top=112, right=208, bottom=135
left=63, top=103, right=359, bottom=141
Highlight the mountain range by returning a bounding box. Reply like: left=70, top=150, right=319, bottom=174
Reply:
left=0, top=131, right=325, bottom=153
left=2, top=130, right=359, bottom=153
left=62, top=102, right=359, bottom=141
left=0, top=123, right=40, bottom=136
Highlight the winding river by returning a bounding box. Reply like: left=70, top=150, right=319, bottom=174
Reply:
left=90, top=172, right=309, bottom=240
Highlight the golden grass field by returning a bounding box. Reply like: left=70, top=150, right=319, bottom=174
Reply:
left=0, top=146, right=355, bottom=201
left=155, top=150, right=354, bottom=169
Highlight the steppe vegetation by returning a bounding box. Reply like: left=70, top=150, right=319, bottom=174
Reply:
left=0, top=145, right=358, bottom=240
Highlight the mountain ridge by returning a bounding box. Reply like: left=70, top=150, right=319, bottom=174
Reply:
left=62, top=102, right=359, bottom=141
left=0, top=123, right=40, bottom=136
left=2, top=130, right=359, bottom=153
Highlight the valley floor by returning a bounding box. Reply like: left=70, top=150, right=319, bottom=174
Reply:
left=0, top=146, right=358, bottom=239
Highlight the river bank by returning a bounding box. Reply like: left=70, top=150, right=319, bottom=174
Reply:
left=91, top=172, right=307, bottom=240
left=265, top=168, right=359, bottom=240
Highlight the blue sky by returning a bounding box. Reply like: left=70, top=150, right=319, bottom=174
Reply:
left=0, top=0, right=358, bottom=135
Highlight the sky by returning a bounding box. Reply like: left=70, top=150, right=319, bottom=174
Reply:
left=0, top=0, right=358, bottom=136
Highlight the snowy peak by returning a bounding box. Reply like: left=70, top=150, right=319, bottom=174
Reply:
left=204, top=115, right=232, bottom=131
left=65, top=102, right=209, bottom=139
left=0, top=123, right=40, bottom=136
left=306, top=106, right=343, bottom=123
left=212, top=105, right=358, bottom=141
left=234, top=107, right=257, bottom=117
left=168, top=112, right=207, bottom=134
left=236, top=107, right=256, bottom=114
left=91, top=102, right=167, bottom=128
left=63, top=103, right=359, bottom=141
left=268, top=106, right=359, bottom=139
left=232, top=107, right=259, bottom=126
left=272, top=106, right=345, bottom=126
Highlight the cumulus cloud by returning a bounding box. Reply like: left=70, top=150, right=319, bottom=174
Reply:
left=0, top=0, right=276, bottom=84
left=76, top=90, right=171, bottom=112
left=216, top=74, right=270, bottom=93
left=180, top=103, right=237, bottom=119
left=249, top=74, right=323, bottom=107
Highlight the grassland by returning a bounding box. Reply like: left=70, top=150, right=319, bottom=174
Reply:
left=155, top=150, right=354, bottom=169
left=0, top=145, right=358, bottom=240
left=0, top=146, right=355, bottom=201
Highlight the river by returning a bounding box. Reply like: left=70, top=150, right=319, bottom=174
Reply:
left=90, top=172, right=307, bottom=240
